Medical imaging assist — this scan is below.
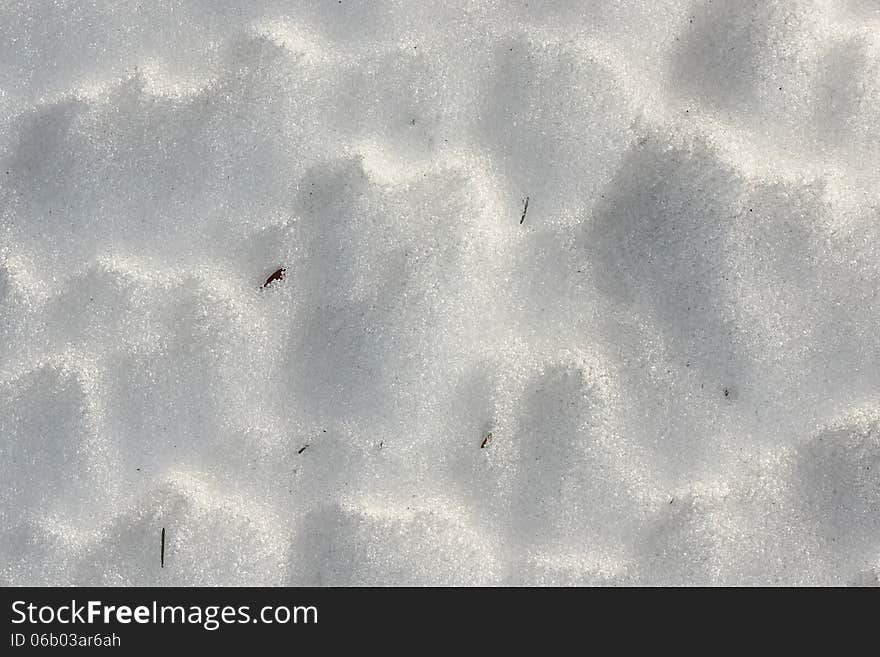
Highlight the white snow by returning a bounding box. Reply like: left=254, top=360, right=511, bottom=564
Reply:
left=2, top=0, right=880, bottom=586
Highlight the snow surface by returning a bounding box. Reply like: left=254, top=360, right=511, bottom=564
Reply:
left=2, top=1, right=880, bottom=586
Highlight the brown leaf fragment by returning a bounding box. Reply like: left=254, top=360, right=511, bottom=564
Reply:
left=263, top=267, right=286, bottom=288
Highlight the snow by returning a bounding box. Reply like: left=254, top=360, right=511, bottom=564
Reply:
left=2, top=0, right=880, bottom=586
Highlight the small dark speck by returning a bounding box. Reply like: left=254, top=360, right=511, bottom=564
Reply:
left=480, top=432, right=494, bottom=449
left=409, top=118, right=416, bottom=126
left=723, top=388, right=730, bottom=397
left=669, top=497, right=675, bottom=504
left=298, top=444, right=309, bottom=454
left=263, top=267, right=286, bottom=288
